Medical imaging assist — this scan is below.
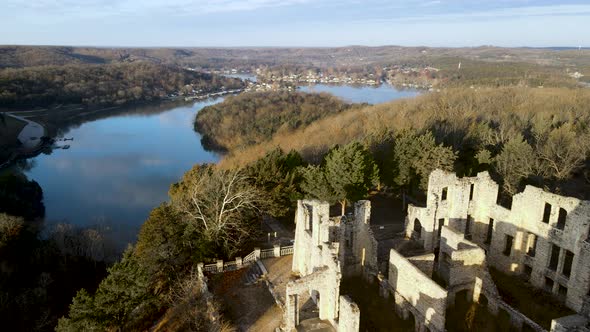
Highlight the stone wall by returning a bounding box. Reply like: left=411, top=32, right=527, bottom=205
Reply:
left=388, top=249, right=448, bottom=332
left=341, top=200, right=379, bottom=277
left=407, top=169, right=590, bottom=313
left=337, top=295, right=360, bottom=332
left=438, top=226, right=486, bottom=289
left=408, top=253, right=436, bottom=277
left=287, top=199, right=365, bottom=331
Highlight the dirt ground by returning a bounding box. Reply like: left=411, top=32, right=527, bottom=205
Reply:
left=263, top=255, right=293, bottom=306
left=209, top=269, right=283, bottom=332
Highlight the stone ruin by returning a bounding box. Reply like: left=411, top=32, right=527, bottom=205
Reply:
left=285, top=169, right=590, bottom=331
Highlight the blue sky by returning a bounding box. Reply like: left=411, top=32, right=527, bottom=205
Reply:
left=1, top=0, right=589, bottom=47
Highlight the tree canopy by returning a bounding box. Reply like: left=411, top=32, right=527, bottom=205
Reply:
left=302, top=142, right=379, bottom=214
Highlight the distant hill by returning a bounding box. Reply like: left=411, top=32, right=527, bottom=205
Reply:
left=1, top=45, right=590, bottom=69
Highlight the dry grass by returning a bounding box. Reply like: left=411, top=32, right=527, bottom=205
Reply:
left=218, top=87, right=590, bottom=169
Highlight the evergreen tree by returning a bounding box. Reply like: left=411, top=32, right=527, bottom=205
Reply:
left=244, top=148, right=305, bottom=218
left=392, top=130, right=456, bottom=193
left=321, top=142, right=380, bottom=215
left=300, top=165, right=340, bottom=205
left=57, top=247, right=157, bottom=332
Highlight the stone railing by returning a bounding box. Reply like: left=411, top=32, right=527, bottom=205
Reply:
left=199, top=244, right=294, bottom=274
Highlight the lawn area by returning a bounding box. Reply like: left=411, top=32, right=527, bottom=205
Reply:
left=489, top=267, right=575, bottom=329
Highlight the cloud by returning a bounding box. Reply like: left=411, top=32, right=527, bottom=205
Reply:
left=421, top=0, right=441, bottom=6
left=349, top=4, right=590, bottom=25
left=3, top=0, right=317, bottom=19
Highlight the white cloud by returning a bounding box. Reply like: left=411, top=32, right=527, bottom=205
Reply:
left=349, top=4, right=590, bottom=24
left=3, top=0, right=318, bottom=19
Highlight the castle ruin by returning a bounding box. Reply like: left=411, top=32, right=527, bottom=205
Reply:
left=286, top=170, right=590, bottom=331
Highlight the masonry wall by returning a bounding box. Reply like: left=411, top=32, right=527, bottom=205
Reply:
left=438, top=226, right=487, bottom=289
left=292, top=200, right=332, bottom=276
left=408, top=253, right=436, bottom=278
left=338, top=295, right=360, bottom=332
left=406, top=169, right=590, bottom=313
left=389, top=249, right=448, bottom=332
left=341, top=200, right=379, bottom=277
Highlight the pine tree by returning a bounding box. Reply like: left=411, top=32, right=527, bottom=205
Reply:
left=322, top=142, right=380, bottom=215
left=245, top=148, right=305, bottom=217
left=392, top=130, right=456, bottom=192
left=300, top=165, right=340, bottom=205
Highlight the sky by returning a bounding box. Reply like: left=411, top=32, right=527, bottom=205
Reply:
left=1, top=0, right=589, bottom=47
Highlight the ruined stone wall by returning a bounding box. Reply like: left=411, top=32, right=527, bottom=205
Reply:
left=438, top=226, right=486, bottom=288
left=341, top=200, right=379, bottom=277
left=406, top=170, right=499, bottom=251
left=337, top=295, right=360, bottom=332
left=551, top=314, right=590, bottom=332
left=388, top=249, right=448, bottom=332
left=292, top=200, right=332, bottom=276
left=406, top=170, right=590, bottom=313
left=287, top=199, right=363, bottom=331
left=407, top=253, right=436, bottom=278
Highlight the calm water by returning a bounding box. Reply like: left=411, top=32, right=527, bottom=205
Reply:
left=24, top=99, right=221, bottom=243
left=299, top=84, right=420, bottom=104
left=21, top=84, right=418, bottom=245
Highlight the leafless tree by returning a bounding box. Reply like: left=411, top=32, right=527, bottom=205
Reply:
left=171, top=166, right=261, bottom=256
left=536, top=125, right=590, bottom=180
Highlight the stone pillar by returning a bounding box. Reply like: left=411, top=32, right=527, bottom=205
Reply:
left=274, top=244, right=281, bottom=257
left=216, top=260, right=224, bottom=273
left=285, top=293, right=299, bottom=330
left=236, top=257, right=242, bottom=269
left=254, top=247, right=261, bottom=260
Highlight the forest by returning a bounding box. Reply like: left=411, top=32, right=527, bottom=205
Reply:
left=220, top=87, right=590, bottom=200
left=0, top=62, right=244, bottom=108
left=195, top=91, right=364, bottom=151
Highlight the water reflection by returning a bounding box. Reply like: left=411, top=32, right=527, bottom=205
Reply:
left=299, top=84, right=420, bottom=104
left=21, top=84, right=418, bottom=247
left=24, top=99, right=222, bottom=245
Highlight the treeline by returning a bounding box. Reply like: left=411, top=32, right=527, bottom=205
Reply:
left=434, top=58, right=578, bottom=88
left=195, top=91, right=363, bottom=151
left=0, top=62, right=244, bottom=108
left=221, top=87, right=590, bottom=200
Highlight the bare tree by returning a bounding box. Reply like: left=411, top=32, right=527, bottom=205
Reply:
left=536, top=125, right=590, bottom=180
left=171, top=165, right=262, bottom=256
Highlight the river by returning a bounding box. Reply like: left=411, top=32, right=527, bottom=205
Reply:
left=20, top=83, right=418, bottom=245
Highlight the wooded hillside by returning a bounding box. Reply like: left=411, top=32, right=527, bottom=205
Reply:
left=195, top=91, right=364, bottom=151
left=0, top=62, right=244, bottom=108
left=219, top=87, right=590, bottom=199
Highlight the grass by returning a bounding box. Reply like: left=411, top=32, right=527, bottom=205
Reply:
left=489, top=267, right=574, bottom=329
